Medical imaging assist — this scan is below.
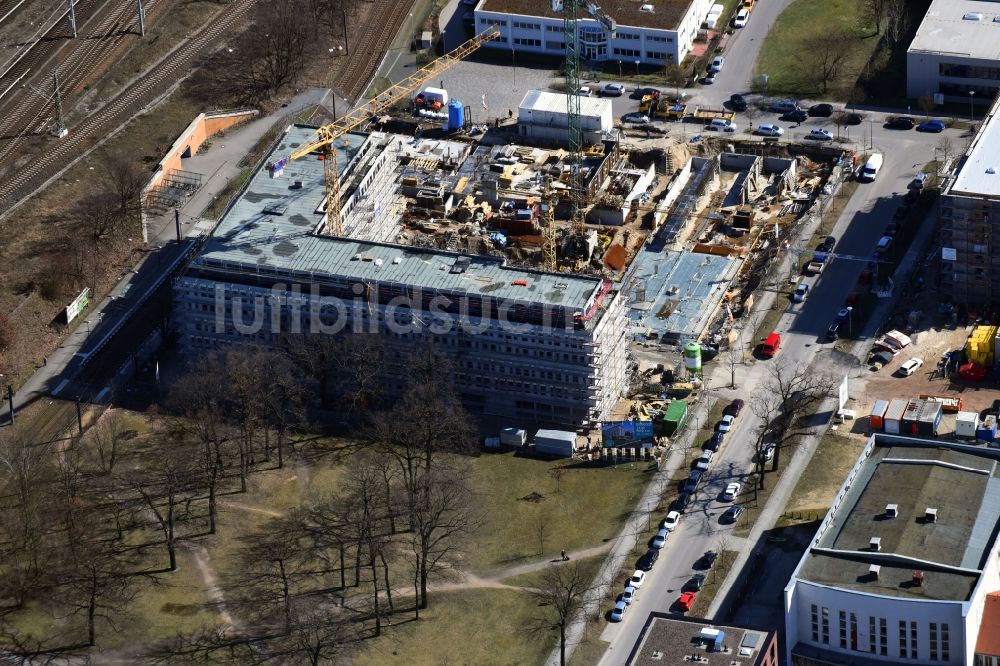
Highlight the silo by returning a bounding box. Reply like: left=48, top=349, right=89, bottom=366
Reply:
left=683, top=341, right=702, bottom=375
left=447, top=99, right=464, bottom=132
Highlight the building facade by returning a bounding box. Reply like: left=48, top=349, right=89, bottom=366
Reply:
left=473, top=0, right=715, bottom=67
left=906, top=0, right=1000, bottom=103
left=173, top=125, right=631, bottom=427
left=939, top=94, right=1000, bottom=306
left=784, top=434, right=1000, bottom=665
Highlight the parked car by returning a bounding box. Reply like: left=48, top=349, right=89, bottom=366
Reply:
left=904, top=189, right=920, bottom=204
left=897, top=357, right=924, bottom=377
left=676, top=591, right=697, bottom=612
left=663, top=510, right=680, bottom=531
left=722, top=505, right=745, bottom=524
left=683, top=469, right=704, bottom=493
left=717, top=414, right=736, bottom=433
left=761, top=443, right=776, bottom=462
left=705, top=431, right=724, bottom=452
left=610, top=600, right=627, bottom=622
left=792, top=282, right=810, bottom=302
left=673, top=492, right=692, bottom=512
left=883, top=222, right=899, bottom=237
left=807, top=128, right=834, bottom=141
left=910, top=172, right=929, bottom=189
left=695, top=450, right=714, bottom=470
left=756, top=123, right=784, bottom=137
left=769, top=99, right=798, bottom=113
left=918, top=119, right=946, bottom=133
left=704, top=119, right=738, bottom=132
left=710, top=56, right=725, bottom=72
left=894, top=204, right=911, bottom=220
left=576, top=86, right=592, bottom=96
left=628, top=570, right=647, bottom=589
left=632, top=86, right=662, bottom=99
left=696, top=550, right=718, bottom=569
left=782, top=109, right=808, bottom=122
left=722, top=482, right=742, bottom=501
left=637, top=548, right=659, bottom=571
left=724, top=399, right=745, bottom=417
left=733, top=8, right=750, bottom=27
left=600, top=83, right=625, bottom=97
left=819, top=235, right=836, bottom=252
left=840, top=111, right=862, bottom=125
left=729, top=93, right=748, bottom=111
left=621, top=586, right=637, bottom=605
left=869, top=349, right=895, bottom=371
left=886, top=115, right=916, bottom=130
left=651, top=527, right=668, bottom=549
left=809, top=103, right=834, bottom=117
left=702, top=73, right=716, bottom=85
left=622, top=112, right=651, bottom=124
left=685, top=573, right=707, bottom=591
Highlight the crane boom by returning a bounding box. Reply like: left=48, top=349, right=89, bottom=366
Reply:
left=285, top=27, right=500, bottom=234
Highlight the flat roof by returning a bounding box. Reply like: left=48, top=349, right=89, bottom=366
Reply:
left=908, top=0, right=1000, bottom=60
left=947, top=95, right=1000, bottom=199
left=628, top=613, right=774, bottom=665
left=479, top=0, right=691, bottom=32
left=518, top=89, right=611, bottom=119
left=796, top=439, right=1000, bottom=601
left=193, top=125, right=605, bottom=310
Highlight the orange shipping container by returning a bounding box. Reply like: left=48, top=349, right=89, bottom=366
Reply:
left=869, top=399, right=889, bottom=430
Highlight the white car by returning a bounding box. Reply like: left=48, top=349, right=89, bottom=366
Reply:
left=710, top=56, right=725, bottom=72
left=577, top=86, right=592, bottom=96
left=621, top=585, right=637, bottom=605
left=651, top=527, right=668, bottom=549
left=611, top=600, right=627, bottom=622
left=792, top=283, right=809, bottom=302
left=733, top=8, right=750, bottom=27
left=807, top=128, right=834, bottom=141
left=704, top=121, right=738, bottom=133
left=601, top=83, right=625, bottom=96
left=622, top=112, right=651, bottom=124
left=663, top=510, right=680, bottom=531
left=898, top=357, right=924, bottom=377
left=695, top=450, right=714, bottom=470
left=628, top=570, right=647, bottom=589
left=756, top=124, right=784, bottom=137
left=762, top=443, right=776, bottom=462
left=722, top=482, right=742, bottom=501
left=717, top=414, right=736, bottom=433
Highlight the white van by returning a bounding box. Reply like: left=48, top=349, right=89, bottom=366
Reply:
left=859, top=153, right=883, bottom=182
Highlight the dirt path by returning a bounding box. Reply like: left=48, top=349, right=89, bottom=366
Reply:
left=219, top=500, right=284, bottom=518
left=187, top=545, right=237, bottom=630
left=481, top=543, right=613, bottom=583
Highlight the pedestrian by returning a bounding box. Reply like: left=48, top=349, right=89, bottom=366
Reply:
left=645, top=127, right=651, bottom=139
left=561, top=549, right=569, bottom=561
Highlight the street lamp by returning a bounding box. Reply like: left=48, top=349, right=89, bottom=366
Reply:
left=969, top=90, right=976, bottom=123
left=635, top=59, right=641, bottom=76
left=868, top=119, right=875, bottom=150
left=618, top=59, right=622, bottom=77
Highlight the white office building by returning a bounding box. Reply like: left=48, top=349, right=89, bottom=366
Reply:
left=473, top=0, right=715, bottom=67
left=906, top=0, right=1000, bottom=103
left=173, top=125, right=631, bottom=427
left=784, top=434, right=1000, bottom=665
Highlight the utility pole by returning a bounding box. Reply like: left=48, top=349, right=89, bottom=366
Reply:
left=5, top=385, right=13, bottom=426
left=75, top=395, right=83, bottom=434
left=174, top=208, right=181, bottom=241
left=67, top=0, right=77, bottom=37
left=136, top=0, right=145, bottom=37
left=52, top=71, right=67, bottom=137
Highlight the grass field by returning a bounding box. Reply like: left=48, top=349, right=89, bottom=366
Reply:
left=755, top=0, right=876, bottom=99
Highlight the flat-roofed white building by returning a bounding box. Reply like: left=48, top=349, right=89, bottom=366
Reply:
left=517, top=89, right=613, bottom=144
left=784, top=434, right=1000, bottom=665
left=473, top=0, right=715, bottom=67
left=906, top=0, right=1000, bottom=103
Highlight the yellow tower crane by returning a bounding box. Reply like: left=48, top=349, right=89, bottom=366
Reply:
left=284, top=27, right=500, bottom=235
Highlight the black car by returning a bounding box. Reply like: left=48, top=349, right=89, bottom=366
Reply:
left=696, top=550, right=718, bottom=570
left=782, top=109, right=808, bottom=122
left=809, top=103, right=834, bottom=117
left=819, top=236, right=836, bottom=252
left=632, top=87, right=661, bottom=99
left=723, top=398, right=745, bottom=417
left=721, top=505, right=745, bottom=524
left=673, top=492, right=692, bottom=513
left=729, top=93, right=747, bottom=111
left=886, top=116, right=916, bottom=130
left=883, top=222, right=898, bottom=237
left=827, top=322, right=840, bottom=341
left=705, top=431, right=724, bottom=452
left=894, top=204, right=911, bottom=220
left=637, top=547, right=659, bottom=571
left=843, top=112, right=863, bottom=125
left=684, top=573, right=707, bottom=591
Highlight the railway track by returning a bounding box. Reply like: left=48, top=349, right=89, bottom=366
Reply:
left=339, top=0, right=416, bottom=100
left=0, top=0, right=257, bottom=214
left=0, top=0, right=27, bottom=25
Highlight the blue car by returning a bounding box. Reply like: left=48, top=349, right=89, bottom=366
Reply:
left=918, top=119, right=945, bottom=133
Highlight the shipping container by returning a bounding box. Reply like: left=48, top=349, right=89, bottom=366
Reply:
left=535, top=429, right=576, bottom=457
left=869, top=399, right=890, bottom=430
left=955, top=411, right=979, bottom=439
left=977, top=415, right=997, bottom=443
left=913, top=400, right=943, bottom=437
left=661, top=400, right=689, bottom=436
left=901, top=399, right=922, bottom=434
left=883, top=398, right=909, bottom=435
left=500, top=427, right=527, bottom=447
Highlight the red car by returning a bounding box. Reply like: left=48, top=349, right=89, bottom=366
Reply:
left=677, top=591, right=697, bottom=612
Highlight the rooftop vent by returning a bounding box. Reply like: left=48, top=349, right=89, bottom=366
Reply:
left=885, top=504, right=898, bottom=518
left=995, top=15, right=1000, bottom=22
left=291, top=180, right=303, bottom=190
left=869, top=564, right=881, bottom=580
left=912, top=570, right=924, bottom=587
left=987, top=167, right=996, bottom=174
left=870, top=537, right=882, bottom=551
left=926, top=508, right=939, bottom=523
left=964, top=12, right=984, bottom=20
left=640, top=3, right=654, bottom=11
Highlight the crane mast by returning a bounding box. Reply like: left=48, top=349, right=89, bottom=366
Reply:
left=563, top=0, right=585, bottom=238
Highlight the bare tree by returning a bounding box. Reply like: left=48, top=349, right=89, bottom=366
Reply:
left=0, top=312, right=13, bottom=352
left=526, top=562, right=592, bottom=666
left=743, top=104, right=761, bottom=133
left=884, top=0, right=909, bottom=45
left=101, top=151, right=146, bottom=231
left=535, top=510, right=550, bottom=557
left=60, top=525, right=135, bottom=647
left=231, top=514, right=307, bottom=633
left=857, top=0, right=889, bottom=35
left=129, top=440, right=196, bottom=571
left=799, top=31, right=854, bottom=94
left=725, top=341, right=741, bottom=389
left=85, top=410, right=127, bottom=475
left=663, top=62, right=685, bottom=97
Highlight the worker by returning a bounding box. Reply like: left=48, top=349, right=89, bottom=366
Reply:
left=508, top=109, right=513, bottom=119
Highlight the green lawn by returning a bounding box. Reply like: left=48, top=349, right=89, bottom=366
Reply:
left=469, top=452, right=654, bottom=573
left=501, top=554, right=606, bottom=589
left=353, top=588, right=549, bottom=666
left=755, top=0, right=877, bottom=99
